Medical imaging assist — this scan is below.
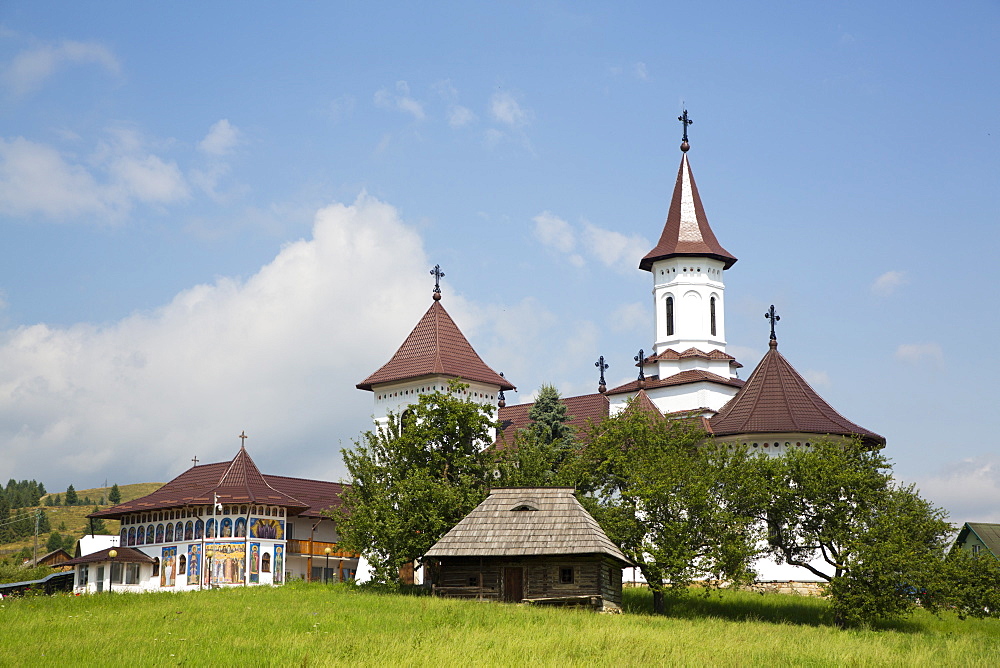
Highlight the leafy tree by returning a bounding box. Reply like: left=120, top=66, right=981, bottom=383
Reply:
left=571, top=404, right=764, bottom=613
left=333, top=381, right=496, bottom=584
left=64, top=484, right=78, bottom=506
left=109, top=483, right=122, bottom=505
left=758, top=440, right=995, bottom=627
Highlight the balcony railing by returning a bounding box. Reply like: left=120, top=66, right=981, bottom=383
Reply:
left=286, top=539, right=357, bottom=558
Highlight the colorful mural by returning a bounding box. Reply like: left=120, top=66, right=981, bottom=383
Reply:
left=249, top=542, right=260, bottom=584
left=206, top=542, right=245, bottom=585
left=184, top=521, right=194, bottom=541
left=195, top=519, right=204, bottom=539
left=274, top=545, right=284, bottom=584
left=155, top=524, right=164, bottom=544
left=220, top=518, right=233, bottom=537
left=187, top=544, right=201, bottom=586
left=165, top=523, right=174, bottom=542
left=235, top=517, right=247, bottom=537
left=161, top=546, right=177, bottom=587
left=249, top=518, right=284, bottom=540
left=205, top=518, right=216, bottom=538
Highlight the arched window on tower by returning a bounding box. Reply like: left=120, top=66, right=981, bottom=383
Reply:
left=666, top=296, right=674, bottom=336
left=710, top=297, right=717, bottom=337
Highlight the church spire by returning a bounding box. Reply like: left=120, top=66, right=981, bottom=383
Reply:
left=639, top=113, right=737, bottom=272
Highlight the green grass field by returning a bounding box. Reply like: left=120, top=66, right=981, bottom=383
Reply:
left=2, top=583, right=998, bottom=666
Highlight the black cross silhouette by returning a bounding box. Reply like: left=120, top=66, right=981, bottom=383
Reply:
left=634, top=349, right=645, bottom=382
left=678, top=109, right=693, bottom=145
left=765, top=305, right=780, bottom=340
left=595, top=355, right=609, bottom=391
left=430, top=264, right=445, bottom=296
left=191, top=456, right=199, bottom=466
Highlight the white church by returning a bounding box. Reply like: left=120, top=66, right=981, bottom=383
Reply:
left=357, top=115, right=884, bottom=584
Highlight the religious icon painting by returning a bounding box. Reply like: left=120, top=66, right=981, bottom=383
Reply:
left=235, top=517, right=247, bottom=537
left=155, top=524, right=165, bottom=544
left=249, top=542, right=260, bottom=583
left=161, top=546, right=177, bottom=587
left=195, top=519, right=204, bottom=539
left=220, top=518, right=233, bottom=537
left=187, top=544, right=201, bottom=586
left=205, top=518, right=216, bottom=538
left=249, top=518, right=284, bottom=540
left=184, top=520, right=194, bottom=541
left=274, top=545, right=284, bottom=584
left=165, top=523, right=174, bottom=542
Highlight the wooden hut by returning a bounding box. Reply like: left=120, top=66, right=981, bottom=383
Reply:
left=424, top=487, right=632, bottom=611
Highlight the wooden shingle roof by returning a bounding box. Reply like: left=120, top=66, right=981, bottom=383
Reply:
left=357, top=299, right=515, bottom=392
left=425, top=487, right=632, bottom=565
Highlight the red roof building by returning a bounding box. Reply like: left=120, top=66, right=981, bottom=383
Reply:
left=71, top=445, right=358, bottom=594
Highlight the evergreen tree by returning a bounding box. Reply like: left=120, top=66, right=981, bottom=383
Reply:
left=64, top=484, right=78, bottom=506
left=0, top=497, right=9, bottom=542
left=46, top=532, right=64, bottom=553
left=53, top=494, right=61, bottom=506
left=57, top=521, right=67, bottom=532
left=109, top=483, right=121, bottom=505
left=527, top=384, right=572, bottom=444
left=89, top=507, right=107, bottom=535
left=37, top=508, right=50, bottom=534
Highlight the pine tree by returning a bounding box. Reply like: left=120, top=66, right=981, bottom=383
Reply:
left=53, top=494, right=61, bottom=506
left=89, top=507, right=107, bottom=535
left=528, top=384, right=572, bottom=444
left=37, top=509, right=51, bottom=533
left=108, top=483, right=121, bottom=505
left=46, top=532, right=64, bottom=553
left=64, top=484, right=78, bottom=506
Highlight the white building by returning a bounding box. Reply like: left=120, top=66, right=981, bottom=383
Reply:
left=65, top=445, right=358, bottom=593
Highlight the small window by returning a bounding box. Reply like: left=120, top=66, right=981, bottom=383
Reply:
left=560, top=567, right=574, bottom=584
left=178, top=554, right=187, bottom=575
left=262, top=553, right=271, bottom=573
left=710, top=296, right=717, bottom=336
left=666, top=296, right=674, bottom=336
left=152, top=557, right=160, bottom=577
left=125, top=563, right=140, bottom=584
left=469, top=576, right=479, bottom=587
left=972, top=544, right=982, bottom=556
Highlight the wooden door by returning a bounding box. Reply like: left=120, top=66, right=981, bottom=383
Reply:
left=503, top=567, right=523, bottom=602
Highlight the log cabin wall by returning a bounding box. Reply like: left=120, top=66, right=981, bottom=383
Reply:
left=433, top=554, right=623, bottom=608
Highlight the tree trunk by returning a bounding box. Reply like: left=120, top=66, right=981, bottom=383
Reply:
left=652, top=588, right=666, bottom=615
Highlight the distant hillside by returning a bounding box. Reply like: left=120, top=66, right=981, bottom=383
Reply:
left=0, top=482, right=164, bottom=561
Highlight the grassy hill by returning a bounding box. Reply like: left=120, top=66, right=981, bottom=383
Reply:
left=0, top=482, right=163, bottom=561
left=1, top=583, right=998, bottom=665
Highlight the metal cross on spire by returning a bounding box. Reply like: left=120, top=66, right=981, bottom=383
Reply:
left=191, top=456, right=199, bottom=467
left=430, top=264, right=445, bottom=300
left=765, top=305, right=780, bottom=341
left=595, top=355, right=609, bottom=394
left=634, top=349, right=646, bottom=385
left=498, top=372, right=507, bottom=408
left=678, top=109, right=693, bottom=152
left=238, top=430, right=248, bottom=446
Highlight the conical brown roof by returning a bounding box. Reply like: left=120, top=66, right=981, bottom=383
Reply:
left=202, top=445, right=309, bottom=509
left=357, top=299, right=515, bottom=391
left=640, top=153, right=737, bottom=271
left=709, top=340, right=884, bottom=447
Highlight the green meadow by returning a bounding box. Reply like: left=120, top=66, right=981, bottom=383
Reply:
left=2, top=583, right=999, bottom=666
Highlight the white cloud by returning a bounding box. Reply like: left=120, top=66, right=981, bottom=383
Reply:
left=374, top=81, right=425, bottom=121
left=895, top=342, right=943, bottom=365
left=327, top=94, right=356, bottom=122
left=634, top=62, right=649, bottom=80
left=582, top=222, right=649, bottom=273
left=490, top=92, right=530, bottom=127
left=533, top=211, right=576, bottom=254
left=448, top=106, right=477, bottom=128
left=871, top=270, right=907, bottom=297
left=801, top=369, right=831, bottom=388
left=0, top=193, right=435, bottom=487
left=198, top=119, right=242, bottom=156
left=909, top=456, right=1000, bottom=523
left=610, top=302, right=647, bottom=334
left=483, top=128, right=504, bottom=149
left=0, top=128, right=191, bottom=220
left=3, top=40, right=120, bottom=96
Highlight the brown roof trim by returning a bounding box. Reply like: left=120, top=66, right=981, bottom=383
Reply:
left=640, top=153, right=737, bottom=271
left=62, top=547, right=155, bottom=566
left=709, top=339, right=885, bottom=447
left=606, top=370, right=744, bottom=395
left=357, top=300, right=514, bottom=391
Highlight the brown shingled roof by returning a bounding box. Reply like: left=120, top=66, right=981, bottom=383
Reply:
left=621, top=389, right=666, bottom=420
left=424, top=487, right=632, bottom=565
left=640, top=153, right=737, bottom=271
left=62, top=546, right=155, bottom=566
left=709, top=339, right=885, bottom=447
left=90, top=447, right=345, bottom=519
left=606, top=369, right=744, bottom=395
left=357, top=300, right=515, bottom=392
left=497, top=392, right=609, bottom=444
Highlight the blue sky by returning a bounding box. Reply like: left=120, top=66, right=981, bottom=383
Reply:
left=1, top=2, right=998, bottom=522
